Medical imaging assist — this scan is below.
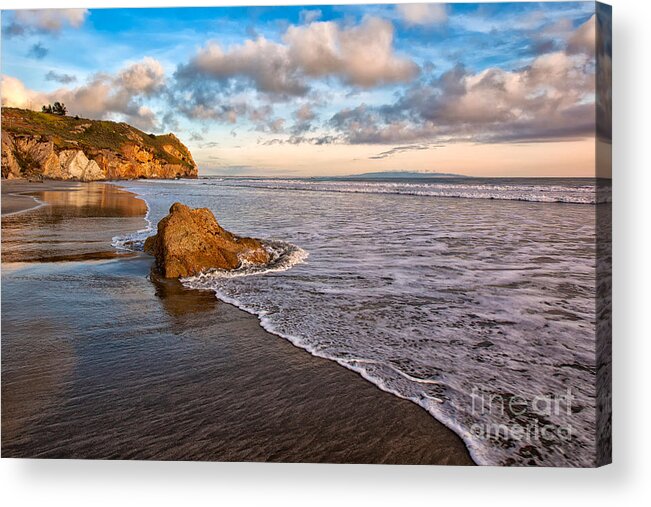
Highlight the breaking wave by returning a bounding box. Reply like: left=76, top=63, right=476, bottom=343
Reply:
left=111, top=193, right=153, bottom=252
left=214, top=178, right=609, bottom=204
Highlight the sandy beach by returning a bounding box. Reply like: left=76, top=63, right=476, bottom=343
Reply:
left=1, top=180, right=473, bottom=464
left=2, top=187, right=43, bottom=215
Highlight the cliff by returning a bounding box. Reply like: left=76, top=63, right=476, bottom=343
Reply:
left=1, top=107, right=198, bottom=181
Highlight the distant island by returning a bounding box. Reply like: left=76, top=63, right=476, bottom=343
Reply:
left=1, top=107, right=197, bottom=181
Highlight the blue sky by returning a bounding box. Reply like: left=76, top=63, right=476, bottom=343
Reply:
left=1, top=3, right=602, bottom=176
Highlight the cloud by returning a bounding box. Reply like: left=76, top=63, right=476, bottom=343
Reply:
left=567, top=15, right=596, bottom=55
left=268, top=118, right=286, bottom=133
left=262, top=134, right=340, bottom=146
left=321, top=16, right=600, bottom=146
left=174, top=16, right=419, bottom=103
left=283, top=17, right=420, bottom=87
left=329, top=104, right=435, bottom=144
left=290, top=103, right=317, bottom=134
left=2, top=57, right=167, bottom=131
left=295, top=104, right=316, bottom=122
left=369, top=144, right=438, bottom=159
left=1, top=75, right=49, bottom=109
left=397, top=4, right=448, bottom=26
left=299, top=9, right=322, bottom=24
left=45, top=70, right=77, bottom=84
left=329, top=41, right=595, bottom=145
left=527, top=39, right=559, bottom=56
left=176, top=37, right=308, bottom=96
left=118, top=57, right=166, bottom=95
left=243, top=104, right=289, bottom=134
left=27, top=42, right=48, bottom=60
left=595, top=6, right=611, bottom=141
left=5, top=9, right=88, bottom=37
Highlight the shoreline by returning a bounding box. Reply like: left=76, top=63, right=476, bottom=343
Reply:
left=1, top=180, right=49, bottom=216
left=2, top=180, right=475, bottom=464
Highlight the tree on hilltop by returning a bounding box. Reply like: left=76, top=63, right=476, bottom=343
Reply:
left=42, top=102, right=67, bottom=116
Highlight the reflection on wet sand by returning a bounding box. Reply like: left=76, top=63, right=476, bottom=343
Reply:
left=36, top=184, right=148, bottom=217
left=2, top=182, right=147, bottom=263
left=150, top=271, right=219, bottom=319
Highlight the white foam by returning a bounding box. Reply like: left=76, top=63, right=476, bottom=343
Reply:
left=3, top=192, right=48, bottom=216
left=111, top=193, right=153, bottom=252
left=212, top=178, right=608, bottom=204
left=182, top=240, right=308, bottom=283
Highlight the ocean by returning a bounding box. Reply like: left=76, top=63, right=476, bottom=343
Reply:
left=114, top=176, right=608, bottom=466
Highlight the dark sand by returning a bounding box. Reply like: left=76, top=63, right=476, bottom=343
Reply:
left=1, top=181, right=474, bottom=464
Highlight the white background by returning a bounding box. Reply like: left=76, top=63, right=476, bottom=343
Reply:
left=1, top=0, right=649, bottom=505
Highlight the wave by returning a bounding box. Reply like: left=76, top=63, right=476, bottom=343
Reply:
left=211, top=179, right=609, bottom=204
left=3, top=192, right=48, bottom=216
left=182, top=239, right=308, bottom=282
left=111, top=193, right=154, bottom=252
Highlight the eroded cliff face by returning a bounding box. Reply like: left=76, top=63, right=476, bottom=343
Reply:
left=1, top=108, right=198, bottom=181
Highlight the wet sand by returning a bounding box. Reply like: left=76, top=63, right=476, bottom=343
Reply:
left=2, top=180, right=47, bottom=215
left=1, top=181, right=474, bottom=464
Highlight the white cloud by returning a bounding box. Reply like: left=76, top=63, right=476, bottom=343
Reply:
left=284, top=17, right=420, bottom=87
left=567, top=15, right=596, bottom=55
left=177, top=16, right=419, bottom=96
left=1, top=75, right=49, bottom=109
left=119, top=57, right=166, bottom=95
left=397, top=4, right=448, bottom=27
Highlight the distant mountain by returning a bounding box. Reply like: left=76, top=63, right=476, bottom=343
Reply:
left=340, top=171, right=468, bottom=179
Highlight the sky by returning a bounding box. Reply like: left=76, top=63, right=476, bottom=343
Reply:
left=1, top=3, right=606, bottom=177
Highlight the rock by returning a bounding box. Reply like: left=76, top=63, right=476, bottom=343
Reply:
left=144, top=202, right=270, bottom=278
left=1, top=131, right=59, bottom=179
left=58, top=150, right=104, bottom=181
left=1, top=131, right=20, bottom=178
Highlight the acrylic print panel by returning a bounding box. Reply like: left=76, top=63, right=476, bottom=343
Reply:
left=0, top=2, right=611, bottom=467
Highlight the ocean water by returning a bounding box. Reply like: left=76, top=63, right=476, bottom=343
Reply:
left=114, top=177, right=605, bottom=466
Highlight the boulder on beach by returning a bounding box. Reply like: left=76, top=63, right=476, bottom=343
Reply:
left=144, top=202, right=270, bottom=278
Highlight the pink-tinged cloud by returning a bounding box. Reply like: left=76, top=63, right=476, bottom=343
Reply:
left=567, top=14, right=596, bottom=55
left=6, top=9, right=89, bottom=36
left=2, top=57, right=165, bottom=130
left=397, top=4, right=448, bottom=26
left=177, top=16, right=419, bottom=96
left=283, top=16, right=419, bottom=87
